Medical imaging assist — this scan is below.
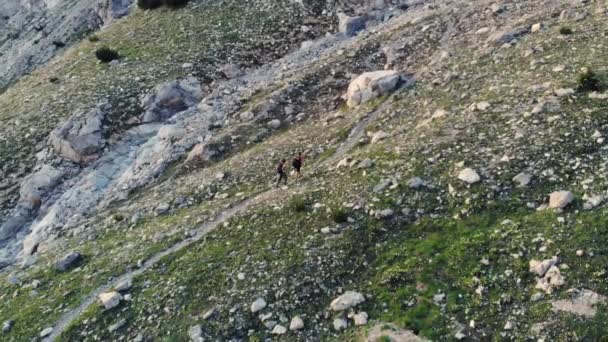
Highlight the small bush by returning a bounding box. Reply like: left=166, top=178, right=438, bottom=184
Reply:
left=48, top=76, right=60, bottom=84
left=330, top=207, right=348, bottom=223
left=88, top=35, right=100, bottom=42
left=137, top=0, right=162, bottom=9
left=560, top=26, right=573, bottom=35
left=95, top=46, right=120, bottom=63
left=288, top=197, right=308, bottom=213
left=163, top=0, right=190, bottom=8
left=577, top=68, right=606, bottom=92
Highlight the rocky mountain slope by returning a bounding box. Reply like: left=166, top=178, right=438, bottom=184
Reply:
left=0, top=0, right=133, bottom=93
left=1, top=0, right=608, bottom=340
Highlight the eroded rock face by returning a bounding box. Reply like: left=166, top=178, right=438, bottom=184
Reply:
left=346, top=70, right=406, bottom=107
left=19, top=165, right=65, bottom=207
left=49, top=105, right=108, bottom=163
left=141, top=78, right=203, bottom=123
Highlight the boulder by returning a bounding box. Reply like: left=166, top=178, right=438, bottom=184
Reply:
left=338, top=13, right=367, bottom=36
left=330, top=291, right=365, bottom=311
left=99, top=291, right=122, bottom=309
left=346, top=70, right=403, bottom=107
left=529, top=257, right=558, bottom=276
left=54, top=251, right=83, bottom=272
left=0, top=214, right=27, bottom=242
left=49, top=106, right=107, bottom=163
left=141, top=78, right=203, bottom=123
left=512, top=172, right=531, bottom=187
left=114, top=278, right=132, bottom=292
left=549, top=191, right=574, bottom=209
left=19, top=165, right=65, bottom=206
left=551, top=289, right=607, bottom=317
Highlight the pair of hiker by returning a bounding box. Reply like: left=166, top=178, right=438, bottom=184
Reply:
left=276, top=152, right=303, bottom=187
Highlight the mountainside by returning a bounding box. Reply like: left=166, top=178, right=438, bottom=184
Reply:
left=0, top=0, right=133, bottom=93
left=1, top=0, right=608, bottom=340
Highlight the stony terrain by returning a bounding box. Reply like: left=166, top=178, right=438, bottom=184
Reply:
left=1, top=0, right=608, bottom=341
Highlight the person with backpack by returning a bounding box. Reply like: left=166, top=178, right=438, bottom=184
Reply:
left=292, top=151, right=304, bottom=182
left=276, top=158, right=288, bottom=187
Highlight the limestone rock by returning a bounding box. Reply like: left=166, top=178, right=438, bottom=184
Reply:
left=338, top=13, right=367, bottom=36
left=346, top=70, right=404, bottom=107
left=529, top=257, right=558, bottom=276
left=251, top=298, right=267, bottom=313
left=271, top=324, right=287, bottom=335
left=512, top=172, right=531, bottom=187
left=54, top=251, right=83, bottom=272
left=458, top=168, right=481, bottom=184
left=290, top=316, right=304, bottom=331
left=141, top=78, right=202, bottom=123
left=549, top=191, right=574, bottom=209
left=99, top=291, right=122, bottom=310
left=354, top=312, right=368, bottom=326
left=551, top=289, right=607, bottom=317
left=188, top=324, right=202, bottom=341
left=49, top=105, right=108, bottom=163
left=40, top=327, right=53, bottom=338
left=330, top=291, right=365, bottom=311
left=333, top=317, right=348, bottom=331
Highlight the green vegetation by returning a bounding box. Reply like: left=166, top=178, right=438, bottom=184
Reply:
left=95, top=46, right=120, bottom=63
left=577, top=68, right=607, bottom=92
left=330, top=206, right=349, bottom=223
left=560, top=26, right=574, bottom=35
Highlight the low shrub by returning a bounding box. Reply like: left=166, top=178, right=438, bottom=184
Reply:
left=577, top=68, right=606, bottom=92
left=137, top=0, right=162, bottom=9
left=163, top=0, right=190, bottom=8
left=330, top=207, right=348, bottom=223
left=88, top=35, right=100, bottom=42
left=95, top=46, right=120, bottom=63
left=288, top=197, right=308, bottom=213
left=559, top=26, right=573, bottom=35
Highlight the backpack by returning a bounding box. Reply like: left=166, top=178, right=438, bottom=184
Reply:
left=292, top=157, right=301, bottom=169
left=277, top=162, right=284, bottom=173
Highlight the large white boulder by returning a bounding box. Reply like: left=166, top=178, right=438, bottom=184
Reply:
left=549, top=191, right=574, bottom=209
left=346, top=70, right=402, bottom=107
left=49, top=106, right=108, bottom=163
left=99, top=291, right=122, bottom=310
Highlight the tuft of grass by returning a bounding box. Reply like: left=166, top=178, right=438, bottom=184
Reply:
left=559, top=26, right=573, bottom=35
left=330, top=206, right=349, bottom=223
left=95, top=46, right=120, bottom=63
left=88, top=35, right=100, bottom=42
left=288, top=196, right=308, bottom=213
left=577, top=68, right=606, bottom=93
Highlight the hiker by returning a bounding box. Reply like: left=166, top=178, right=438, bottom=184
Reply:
left=292, top=151, right=304, bottom=182
left=276, top=158, right=288, bottom=187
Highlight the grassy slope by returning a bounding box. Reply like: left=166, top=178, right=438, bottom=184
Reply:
left=2, top=2, right=608, bottom=341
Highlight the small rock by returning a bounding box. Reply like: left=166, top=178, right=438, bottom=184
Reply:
left=576, top=250, right=584, bottom=257
left=549, top=191, right=574, bottom=209
left=555, top=88, right=575, bottom=97
left=290, top=316, right=304, bottom=331
left=2, top=320, right=13, bottom=333
left=203, top=308, right=217, bottom=320
left=330, top=291, right=365, bottom=311
left=353, top=312, right=368, bottom=326
left=251, top=298, right=267, bottom=313
left=504, top=321, right=513, bottom=330
left=155, top=203, right=170, bottom=215
left=115, top=279, right=132, bottom=292
left=54, top=251, right=82, bottom=272
left=272, top=324, right=287, bottom=335
left=512, top=172, right=531, bottom=187
left=357, top=158, right=375, bottom=169
left=531, top=23, right=542, bottom=33
left=188, top=324, right=202, bottom=341
left=458, top=168, right=481, bottom=184
left=408, top=177, right=424, bottom=189
left=433, top=293, right=446, bottom=303
left=108, top=319, right=126, bottom=333
left=370, top=131, right=390, bottom=144
left=529, top=257, right=558, bottom=276
left=376, top=209, right=394, bottom=219
left=268, top=119, right=281, bottom=129
left=40, top=327, right=53, bottom=338
left=333, top=317, right=348, bottom=331
left=98, top=291, right=122, bottom=310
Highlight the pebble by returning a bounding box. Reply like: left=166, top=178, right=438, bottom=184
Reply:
left=290, top=316, right=304, bottom=330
